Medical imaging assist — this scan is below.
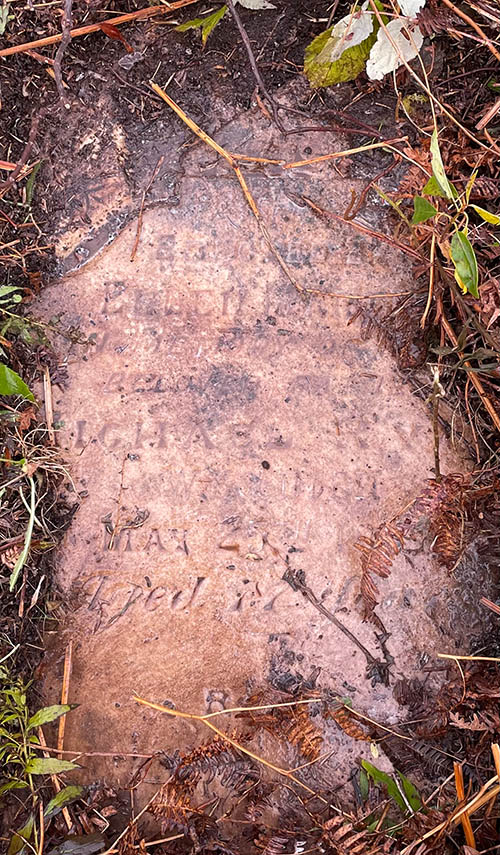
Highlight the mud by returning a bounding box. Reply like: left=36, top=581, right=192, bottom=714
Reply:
left=38, top=83, right=488, bottom=801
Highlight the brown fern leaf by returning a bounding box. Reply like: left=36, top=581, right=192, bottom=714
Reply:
left=355, top=524, right=405, bottom=618
left=149, top=780, right=198, bottom=833
left=328, top=706, right=371, bottom=741
left=117, top=824, right=139, bottom=855
left=411, top=476, right=466, bottom=568
left=255, top=832, right=294, bottom=855
left=240, top=691, right=323, bottom=760
left=321, top=816, right=399, bottom=855
left=174, top=734, right=240, bottom=786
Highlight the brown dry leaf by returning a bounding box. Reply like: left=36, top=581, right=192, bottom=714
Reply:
left=18, top=406, right=36, bottom=432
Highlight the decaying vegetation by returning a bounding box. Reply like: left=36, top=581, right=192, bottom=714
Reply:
left=1, top=0, right=500, bottom=851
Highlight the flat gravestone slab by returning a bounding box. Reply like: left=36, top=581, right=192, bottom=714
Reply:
left=40, top=98, right=467, bottom=788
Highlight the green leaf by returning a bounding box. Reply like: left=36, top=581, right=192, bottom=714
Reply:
left=0, top=779, right=29, bottom=795
left=422, top=174, right=447, bottom=198
left=45, top=785, right=84, bottom=819
left=412, top=196, right=437, bottom=224
left=7, top=815, right=34, bottom=855
left=397, top=771, right=422, bottom=811
left=359, top=768, right=369, bottom=801
left=451, top=229, right=479, bottom=298
left=304, top=19, right=377, bottom=87
left=464, top=169, right=477, bottom=205
left=28, top=704, right=72, bottom=730
left=430, top=129, right=456, bottom=200
left=0, top=364, right=34, bottom=401
left=176, top=5, right=228, bottom=46
left=470, top=204, right=500, bottom=226
left=25, top=756, right=78, bottom=775
left=24, top=160, right=42, bottom=207
left=361, top=760, right=407, bottom=812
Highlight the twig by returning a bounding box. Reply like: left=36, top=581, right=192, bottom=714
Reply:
left=130, top=156, right=164, bottom=262
left=420, top=232, right=436, bottom=329
left=37, top=727, right=72, bottom=831
left=43, top=366, right=55, bottom=445
left=150, top=81, right=305, bottom=294
left=226, top=0, right=285, bottom=133
left=430, top=367, right=444, bottom=482
left=0, top=111, right=45, bottom=198
left=283, top=137, right=407, bottom=169
left=441, top=0, right=500, bottom=62
left=133, top=695, right=348, bottom=814
left=440, top=312, right=500, bottom=435
left=0, top=0, right=200, bottom=58
left=302, top=195, right=425, bottom=261
left=438, top=653, right=500, bottom=662
left=282, top=566, right=390, bottom=685
left=37, top=800, right=44, bottom=855
left=57, top=641, right=73, bottom=758
left=480, top=597, right=500, bottom=616
left=53, top=0, right=73, bottom=107
left=454, top=762, right=476, bottom=848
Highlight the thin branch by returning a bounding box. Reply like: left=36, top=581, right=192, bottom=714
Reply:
left=0, top=111, right=45, bottom=198
left=53, top=0, right=73, bottom=106
left=0, top=0, right=200, bottom=59
left=226, top=0, right=285, bottom=133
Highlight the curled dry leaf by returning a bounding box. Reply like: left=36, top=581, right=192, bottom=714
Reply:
left=366, top=18, right=424, bottom=81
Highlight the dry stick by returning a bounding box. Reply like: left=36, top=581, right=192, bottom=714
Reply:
left=130, top=155, right=164, bottom=262
left=440, top=313, right=500, bottom=435
left=0, top=0, right=200, bottom=58
left=53, top=0, right=73, bottom=106
left=151, top=85, right=417, bottom=301
left=226, top=0, right=285, bottom=133
left=420, top=232, right=436, bottom=329
left=438, top=653, right=500, bottom=662
left=37, top=727, right=72, bottom=831
left=134, top=695, right=348, bottom=815
left=302, top=195, right=425, bottom=262
left=150, top=81, right=305, bottom=294
left=481, top=597, right=500, bottom=617
left=454, top=762, right=476, bottom=849
left=441, top=0, right=500, bottom=63
left=37, top=800, right=44, bottom=855
left=283, top=137, right=407, bottom=169
left=431, top=367, right=442, bottom=482
left=43, top=366, right=55, bottom=445
left=57, top=640, right=73, bottom=758
left=0, top=111, right=44, bottom=196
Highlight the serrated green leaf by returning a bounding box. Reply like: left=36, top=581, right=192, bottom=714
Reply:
left=470, top=204, right=500, bottom=226
left=0, top=364, right=34, bottom=401
left=25, top=756, right=78, bottom=775
left=451, top=229, right=479, bottom=298
left=430, top=129, right=455, bottom=200
left=44, top=785, right=84, bottom=819
left=412, top=196, right=437, bottom=224
left=176, top=5, right=228, bottom=45
left=28, top=703, right=72, bottom=730
left=7, top=815, right=34, bottom=855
